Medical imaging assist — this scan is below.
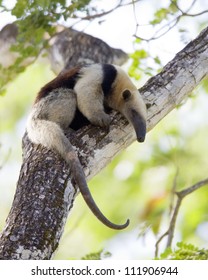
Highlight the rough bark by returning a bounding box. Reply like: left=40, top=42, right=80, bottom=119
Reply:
left=0, top=26, right=208, bottom=259
left=49, top=28, right=128, bottom=74
left=0, top=23, right=128, bottom=73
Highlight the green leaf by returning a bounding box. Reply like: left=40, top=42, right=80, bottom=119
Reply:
left=12, top=0, right=28, bottom=18
left=158, top=242, right=208, bottom=260
left=150, top=8, right=169, bottom=25
left=132, top=49, right=148, bottom=60
left=82, top=250, right=102, bottom=260
left=169, top=0, right=179, bottom=13
left=82, top=250, right=111, bottom=260
left=154, top=56, right=162, bottom=66
left=159, top=247, right=173, bottom=259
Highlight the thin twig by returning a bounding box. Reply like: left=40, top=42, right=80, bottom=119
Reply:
left=166, top=196, right=182, bottom=248
left=79, top=0, right=124, bottom=21
left=155, top=177, right=208, bottom=258
left=176, top=178, right=208, bottom=199
left=169, top=168, right=179, bottom=216
left=155, top=231, right=168, bottom=258
left=70, top=0, right=141, bottom=21
left=135, top=0, right=207, bottom=42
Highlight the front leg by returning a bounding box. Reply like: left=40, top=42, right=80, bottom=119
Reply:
left=75, top=71, right=111, bottom=128
left=89, top=107, right=111, bottom=128
left=78, top=98, right=111, bottom=128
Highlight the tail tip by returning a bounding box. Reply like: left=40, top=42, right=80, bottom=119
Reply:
left=112, top=218, right=130, bottom=230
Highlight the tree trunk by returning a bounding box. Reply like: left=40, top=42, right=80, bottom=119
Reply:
left=0, top=26, right=208, bottom=260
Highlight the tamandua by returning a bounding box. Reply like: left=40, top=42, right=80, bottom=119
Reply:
left=27, top=63, right=147, bottom=230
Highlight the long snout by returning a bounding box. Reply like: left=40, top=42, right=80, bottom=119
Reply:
left=128, top=109, right=146, bottom=142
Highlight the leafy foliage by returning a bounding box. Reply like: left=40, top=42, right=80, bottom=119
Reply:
left=1, top=0, right=207, bottom=91
left=82, top=250, right=111, bottom=260
left=150, top=1, right=179, bottom=25
left=129, top=0, right=208, bottom=80
left=129, top=42, right=162, bottom=79
left=0, top=0, right=92, bottom=93
left=158, top=242, right=208, bottom=260
left=82, top=250, right=102, bottom=260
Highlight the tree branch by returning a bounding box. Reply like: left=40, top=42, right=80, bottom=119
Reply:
left=155, top=178, right=208, bottom=257
left=0, top=26, right=208, bottom=260
left=135, top=1, right=208, bottom=42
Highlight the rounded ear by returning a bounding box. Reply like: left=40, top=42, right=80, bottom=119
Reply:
left=122, top=89, right=131, bottom=101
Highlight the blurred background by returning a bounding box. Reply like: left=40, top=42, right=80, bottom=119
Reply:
left=0, top=0, right=208, bottom=259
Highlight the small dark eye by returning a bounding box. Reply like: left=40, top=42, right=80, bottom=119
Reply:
left=122, top=89, right=131, bottom=101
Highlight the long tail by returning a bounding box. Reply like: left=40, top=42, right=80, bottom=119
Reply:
left=27, top=117, right=129, bottom=230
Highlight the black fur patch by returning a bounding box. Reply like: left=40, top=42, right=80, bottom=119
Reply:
left=70, top=109, right=90, bottom=130
left=101, top=64, right=117, bottom=96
